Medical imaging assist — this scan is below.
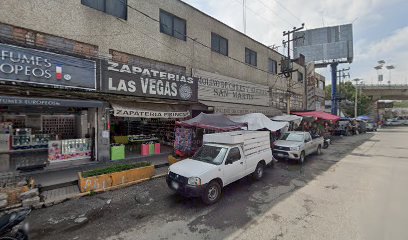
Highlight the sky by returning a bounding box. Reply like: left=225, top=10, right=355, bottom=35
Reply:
left=181, top=0, right=408, bottom=85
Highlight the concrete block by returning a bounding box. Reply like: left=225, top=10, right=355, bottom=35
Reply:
left=22, top=196, right=40, bottom=207
left=0, top=193, right=7, bottom=201
left=33, top=202, right=44, bottom=209
left=0, top=199, right=7, bottom=208
left=20, top=188, right=39, bottom=200
left=17, top=180, right=27, bottom=187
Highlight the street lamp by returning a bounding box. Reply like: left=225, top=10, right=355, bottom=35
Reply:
left=374, top=60, right=386, bottom=84
left=386, top=65, right=395, bottom=84
left=353, top=78, right=363, bottom=118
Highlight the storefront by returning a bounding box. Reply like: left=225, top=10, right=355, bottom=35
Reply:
left=193, top=69, right=282, bottom=117
left=0, top=43, right=102, bottom=172
left=101, top=59, right=198, bottom=160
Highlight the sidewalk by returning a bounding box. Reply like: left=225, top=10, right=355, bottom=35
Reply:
left=26, top=153, right=170, bottom=189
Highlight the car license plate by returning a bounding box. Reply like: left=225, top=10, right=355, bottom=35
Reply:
left=278, top=153, right=284, bottom=157
left=171, top=181, right=179, bottom=190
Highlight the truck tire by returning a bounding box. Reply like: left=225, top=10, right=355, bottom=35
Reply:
left=201, top=181, right=221, bottom=205
left=299, top=151, right=305, bottom=164
left=252, top=162, right=265, bottom=180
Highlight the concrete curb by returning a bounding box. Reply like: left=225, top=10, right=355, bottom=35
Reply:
left=38, top=172, right=168, bottom=209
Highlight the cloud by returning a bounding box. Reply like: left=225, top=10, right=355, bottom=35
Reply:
left=182, top=0, right=408, bottom=84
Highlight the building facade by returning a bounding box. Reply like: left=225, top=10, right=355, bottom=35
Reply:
left=0, top=0, right=307, bottom=171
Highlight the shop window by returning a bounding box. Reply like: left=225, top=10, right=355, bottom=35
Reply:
left=268, top=58, right=277, bottom=74
left=81, top=0, right=127, bottom=20
left=211, top=33, right=228, bottom=56
left=245, top=48, right=257, bottom=66
left=159, top=9, right=186, bottom=41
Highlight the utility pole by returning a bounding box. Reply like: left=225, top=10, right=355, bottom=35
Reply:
left=243, top=0, right=246, bottom=34
left=353, top=78, right=363, bottom=118
left=337, top=67, right=350, bottom=116
left=281, top=24, right=305, bottom=114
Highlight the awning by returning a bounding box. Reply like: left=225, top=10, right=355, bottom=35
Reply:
left=229, top=113, right=289, bottom=132
left=199, top=100, right=282, bottom=117
left=292, top=111, right=340, bottom=122
left=271, top=115, right=303, bottom=123
left=0, top=95, right=104, bottom=108
left=111, top=101, right=190, bottom=119
left=177, top=113, right=245, bottom=131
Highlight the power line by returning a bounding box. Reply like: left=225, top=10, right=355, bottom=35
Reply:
left=232, top=0, right=285, bottom=30
left=253, top=0, right=297, bottom=28
left=0, top=2, right=296, bottom=90
left=269, top=0, right=304, bottom=24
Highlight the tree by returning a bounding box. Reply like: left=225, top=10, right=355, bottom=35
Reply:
left=325, top=83, right=373, bottom=117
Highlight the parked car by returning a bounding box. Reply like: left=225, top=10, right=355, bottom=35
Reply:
left=385, top=119, right=402, bottom=126
left=366, top=122, right=377, bottom=131
left=333, top=118, right=355, bottom=136
left=356, top=120, right=367, bottom=134
left=167, top=131, right=273, bottom=204
left=272, top=131, right=324, bottom=164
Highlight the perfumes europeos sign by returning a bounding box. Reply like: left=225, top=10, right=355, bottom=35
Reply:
left=0, top=43, right=96, bottom=90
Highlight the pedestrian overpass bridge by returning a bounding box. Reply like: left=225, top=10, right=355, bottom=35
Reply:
left=360, top=84, right=408, bottom=100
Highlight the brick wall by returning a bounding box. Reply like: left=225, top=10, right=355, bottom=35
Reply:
left=110, top=49, right=186, bottom=75
left=0, top=22, right=98, bottom=59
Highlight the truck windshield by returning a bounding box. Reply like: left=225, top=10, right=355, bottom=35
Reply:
left=280, top=133, right=304, bottom=142
left=192, top=145, right=228, bottom=165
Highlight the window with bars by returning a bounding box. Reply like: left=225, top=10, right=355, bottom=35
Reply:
left=268, top=58, right=278, bottom=74
left=159, top=9, right=186, bottom=41
left=81, top=0, right=127, bottom=20
left=211, top=33, right=228, bottom=56
left=245, top=48, right=257, bottom=66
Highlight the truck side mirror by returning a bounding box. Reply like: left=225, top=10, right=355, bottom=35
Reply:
left=225, top=158, right=233, bottom=165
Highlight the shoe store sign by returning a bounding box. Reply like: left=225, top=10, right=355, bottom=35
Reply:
left=101, top=61, right=198, bottom=102
left=193, top=69, right=269, bottom=106
left=0, top=43, right=96, bottom=90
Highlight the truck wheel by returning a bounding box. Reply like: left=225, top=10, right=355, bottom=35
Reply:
left=201, top=181, right=221, bottom=205
left=317, top=145, right=322, bottom=155
left=252, top=162, right=265, bottom=180
left=299, top=151, right=305, bottom=164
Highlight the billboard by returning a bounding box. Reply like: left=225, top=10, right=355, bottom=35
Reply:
left=0, top=43, right=96, bottom=90
left=293, top=24, right=353, bottom=66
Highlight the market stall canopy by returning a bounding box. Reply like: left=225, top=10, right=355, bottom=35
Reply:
left=271, top=115, right=302, bottom=123
left=177, top=113, right=245, bottom=131
left=230, top=113, right=289, bottom=132
left=111, top=101, right=190, bottom=119
left=292, top=111, right=340, bottom=122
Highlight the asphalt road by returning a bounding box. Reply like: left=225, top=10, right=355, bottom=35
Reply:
left=26, top=127, right=408, bottom=240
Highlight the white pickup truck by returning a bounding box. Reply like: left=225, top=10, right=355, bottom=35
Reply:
left=166, top=131, right=273, bottom=204
left=273, top=131, right=323, bottom=163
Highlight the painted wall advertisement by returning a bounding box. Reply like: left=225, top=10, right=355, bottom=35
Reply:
left=102, top=61, right=198, bottom=102
left=306, top=62, right=316, bottom=110
left=193, top=69, right=269, bottom=106
left=0, top=43, right=96, bottom=90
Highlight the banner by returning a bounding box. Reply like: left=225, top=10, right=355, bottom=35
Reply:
left=0, top=43, right=96, bottom=90
left=194, top=69, right=269, bottom=106
left=113, top=107, right=190, bottom=119
left=102, top=61, right=198, bottom=102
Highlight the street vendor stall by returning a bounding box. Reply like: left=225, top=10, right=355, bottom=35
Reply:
left=174, top=113, right=245, bottom=157
left=230, top=113, right=289, bottom=143
left=230, top=113, right=289, bottom=132
left=271, top=115, right=303, bottom=131
left=292, top=111, right=340, bottom=137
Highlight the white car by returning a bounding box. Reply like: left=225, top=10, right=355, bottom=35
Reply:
left=273, top=131, right=324, bottom=163
left=167, top=131, right=273, bottom=204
